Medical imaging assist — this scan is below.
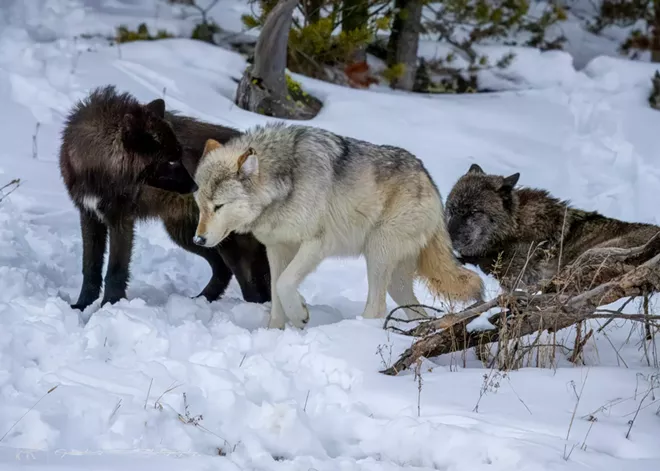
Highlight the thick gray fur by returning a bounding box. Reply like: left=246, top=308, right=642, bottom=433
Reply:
left=445, top=163, right=660, bottom=290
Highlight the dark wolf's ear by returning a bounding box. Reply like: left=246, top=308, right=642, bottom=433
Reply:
left=145, top=98, right=166, bottom=118
left=467, top=163, right=485, bottom=175
left=500, top=173, right=520, bottom=191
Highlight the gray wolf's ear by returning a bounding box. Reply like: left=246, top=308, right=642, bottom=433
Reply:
left=145, top=98, right=165, bottom=118
left=237, top=147, right=258, bottom=177
left=501, top=173, right=520, bottom=191
left=203, top=139, right=222, bottom=157
left=468, top=163, right=485, bottom=175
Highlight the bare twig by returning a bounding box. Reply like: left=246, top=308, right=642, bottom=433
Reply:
left=154, top=381, right=182, bottom=409
left=32, top=122, right=40, bottom=159
left=558, top=205, right=568, bottom=273
left=109, top=399, right=122, bottom=423
left=564, top=369, right=590, bottom=461
left=303, top=390, right=310, bottom=413
left=0, top=385, right=58, bottom=442
left=144, top=378, right=153, bottom=410
left=413, top=359, right=423, bottom=417
left=0, top=179, right=21, bottom=203
left=626, top=386, right=654, bottom=439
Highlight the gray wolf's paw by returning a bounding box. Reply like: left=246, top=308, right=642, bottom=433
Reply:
left=285, top=293, right=309, bottom=329
left=268, top=314, right=286, bottom=330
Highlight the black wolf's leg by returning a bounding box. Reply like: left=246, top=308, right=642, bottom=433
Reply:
left=191, top=248, right=233, bottom=301
left=101, top=218, right=135, bottom=306
left=163, top=220, right=233, bottom=301
left=217, top=234, right=271, bottom=304
left=71, top=210, right=107, bottom=310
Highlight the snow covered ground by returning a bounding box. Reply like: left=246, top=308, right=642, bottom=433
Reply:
left=0, top=1, right=659, bottom=470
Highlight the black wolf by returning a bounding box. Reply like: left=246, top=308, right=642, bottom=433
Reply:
left=59, top=86, right=270, bottom=310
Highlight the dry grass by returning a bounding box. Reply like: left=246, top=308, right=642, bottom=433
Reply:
left=0, top=179, right=20, bottom=204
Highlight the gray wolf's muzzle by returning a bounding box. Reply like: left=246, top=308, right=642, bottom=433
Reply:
left=193, top=235, right=207, bottom=246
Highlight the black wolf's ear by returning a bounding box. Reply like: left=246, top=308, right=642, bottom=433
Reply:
left=145, top=98, right=165, bottom=118
left=500, top=173, right=520, bottom=191
left=467, top=163, right=485, bottom=175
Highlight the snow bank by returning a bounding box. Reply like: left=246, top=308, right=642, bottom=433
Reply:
left=584, top=55, right=660, bottom=91
left=0, top=2, right=659, bottom=471
left=418, top=41, right=581, bottom=91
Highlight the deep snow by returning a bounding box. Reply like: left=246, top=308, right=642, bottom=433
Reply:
left=0, top=1, right=659, bottom=471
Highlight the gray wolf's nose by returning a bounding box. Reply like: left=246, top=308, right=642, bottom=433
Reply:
left=193, top=235, right=206, bottom=246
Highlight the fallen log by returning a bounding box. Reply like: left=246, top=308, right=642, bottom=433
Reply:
left=381, top=253, right=660, bottom=375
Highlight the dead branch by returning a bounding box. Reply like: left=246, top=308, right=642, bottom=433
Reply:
left=381, top=253, right=660, bottom=375
left=545, top=231, right=660, bottom=295
left=0, top=179, right=20, bottom=203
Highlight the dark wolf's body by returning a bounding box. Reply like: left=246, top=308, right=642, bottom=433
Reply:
left=445, top=164, right=660, bottom=291
left=59, top=86, right=270, bottom=310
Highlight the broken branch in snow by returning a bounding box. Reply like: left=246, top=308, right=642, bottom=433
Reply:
left=544, top=231, right=660, bottom=295
left=381, top=249, right=660, bottom=375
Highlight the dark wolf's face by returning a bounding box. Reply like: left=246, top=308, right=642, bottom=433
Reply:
left=121, top=98, right=197, bottom=194
left=445, top=164, right=520, bottom=257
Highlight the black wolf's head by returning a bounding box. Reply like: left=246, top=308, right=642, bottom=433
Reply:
left=445, top=164, right=520, bottom=257
left=121, top=98, right=197, bottom=194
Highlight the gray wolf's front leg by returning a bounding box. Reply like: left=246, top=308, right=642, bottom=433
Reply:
left=276, top=239, right=325, bottom=329
left=266, top=243, right=298, bottom=329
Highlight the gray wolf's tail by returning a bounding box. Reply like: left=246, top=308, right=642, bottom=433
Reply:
left=417, top=223, right=484, bottom=304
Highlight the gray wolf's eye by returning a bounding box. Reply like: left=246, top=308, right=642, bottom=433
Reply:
left=214, top=204, right=224, bottom=212
left=168, top=160, right=177, bottom=166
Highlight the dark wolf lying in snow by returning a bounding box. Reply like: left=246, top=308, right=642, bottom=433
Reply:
left=59, top=86, right=270, bottom=311
left=445, top=163, right=660, bottom=291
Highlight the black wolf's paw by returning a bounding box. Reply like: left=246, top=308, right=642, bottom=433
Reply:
left=100, top=296, right=122, bottom=307
left=194, top=289, right=222, bottom=303
left=243, top=289, right=272, bottom=304
left=70, top=303, right=89, bottom=311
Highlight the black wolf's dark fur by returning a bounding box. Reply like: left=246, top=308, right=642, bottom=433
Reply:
left=445, top=163, right=660, bottom=290
left=59, top=86, right=271, bottom=310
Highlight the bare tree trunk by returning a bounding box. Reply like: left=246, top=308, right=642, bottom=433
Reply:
left=235, top=0, right=321, bottom=120
left=386, top=0, right=423, bottom=91
left=652, top=0, right=660, bottom=62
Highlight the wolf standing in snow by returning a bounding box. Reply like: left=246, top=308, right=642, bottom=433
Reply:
left=445, top=163, right=660, bottom=291
left=192, top=123, right=484, bottom=329
left=59, top=86, right=270, bottom=311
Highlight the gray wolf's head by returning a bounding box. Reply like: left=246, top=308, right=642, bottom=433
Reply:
left=445, top=163, right=520, bottom=257
left=192, top=139, right=263, bottom=248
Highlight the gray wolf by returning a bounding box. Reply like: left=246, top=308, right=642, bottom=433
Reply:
left=445, top=163, right=660, bottom=290
left=59, top=86, right=271, bottom=311
left=191, top=122, right=484, bottom=329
